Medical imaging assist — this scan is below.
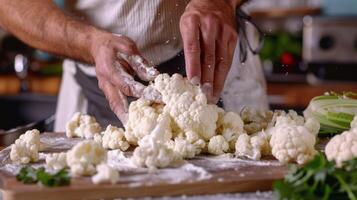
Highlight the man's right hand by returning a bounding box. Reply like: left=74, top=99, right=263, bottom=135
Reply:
left=90, top=32, right=159, bottom=124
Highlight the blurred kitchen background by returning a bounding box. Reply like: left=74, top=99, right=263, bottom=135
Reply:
left=0, top=0, right=356, bottom=134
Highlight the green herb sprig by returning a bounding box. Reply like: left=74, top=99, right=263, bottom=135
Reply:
left=16, top=166, right=70, bottom=187
left=274, top=154, right=357, bottom=200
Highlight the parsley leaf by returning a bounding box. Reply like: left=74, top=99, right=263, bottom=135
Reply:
left=16, top=166, right=70, bottom=187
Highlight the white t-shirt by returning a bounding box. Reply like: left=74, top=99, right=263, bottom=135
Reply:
left=54, top=0, right=268, bottom=131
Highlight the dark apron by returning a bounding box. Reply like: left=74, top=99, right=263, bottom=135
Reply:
left=74, top=52, right=186, bottom=128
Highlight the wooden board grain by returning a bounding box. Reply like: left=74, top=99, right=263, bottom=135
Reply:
left=0, top=133, right=287, bottom=200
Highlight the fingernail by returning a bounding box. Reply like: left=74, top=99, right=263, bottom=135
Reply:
left=190, top=76, right=200, bottom=86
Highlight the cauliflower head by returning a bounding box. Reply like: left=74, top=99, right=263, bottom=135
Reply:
left=91, top=163, right=119, bottom=184
left=66, top=140, right=106, bottom=177
left=270, top=125, right=317, bottom=164
left=66, top=112, right=102, bottom=139
left=46, top=152, right=68, bottom=170
left=152, top=74, right=219, bottom=141
left=207, top=135, right=229, bottom=155
left=325, top=128, right=357, bottom=167
left=125, top=99, right=163, bottom=145
left=10, top=129, right=41, bottom=164
left=101, top=125, right=130, bottom=151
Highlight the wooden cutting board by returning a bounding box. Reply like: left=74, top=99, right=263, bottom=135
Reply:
left=0, top=133, right=287, bottom=200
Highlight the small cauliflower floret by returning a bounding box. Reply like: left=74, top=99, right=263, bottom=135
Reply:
left=170, top=137, right=206, bottom=159
left=272, top=110, right=305, bottom=128
left=235, top=131, right=270, bottom=160
left=101, top=125, right=129, bottom=151
left=207, top=135, right=229, bottom=155
left=217, top=111, right=245, bottom=150
left=124, top=99, right=163, bottom=145
left=304, top=117, right=320, bottom=135
left=66, top=112, right=102, bottom=139
left=325, top=128, right=357, bottom=167
left=91, top=163, right=119, bottom=184
left=10, top=129, right=41, bottom=164
left=66, top=140, right=106, bottom=177
left=131, top=114, right=183, bottom=170
left=241, top=107, right=274, bottom=134
left=270, top=125, right=317, bottom=164
left=46, top=152, right=67, bottom=170
left=152, top=74, right=219, bottom=141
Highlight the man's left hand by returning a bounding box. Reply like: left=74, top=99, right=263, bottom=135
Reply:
left=180, top=0, right=238, bottom=103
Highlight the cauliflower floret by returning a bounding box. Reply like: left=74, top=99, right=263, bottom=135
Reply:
left=124, top=99, right=163, bottom=145
left=241, top=107, right=273, bottom=134
left=101, top=125, right=129, bottom=151
left=46, top=152, right=67, bottom=170
left=131, top=114, right=183, bottom=169
left=66, top=140, right=106, bottom=177
left=272, top=110, right=305, bottom=128
left=207, top=135, right=229, bottom=155
left=152, top=74, right=219, bottom=141
left=217, top=111, right=245, bottom=150
left=66, top=112, right=102, bottom=139
left=169, top=137, right=206, bottom=159
left=304, top=117, right=320, bottom=135
left=10, top=129, right=41, bottom=164
left=325, top=128, right=357, bottom=167
left=270, top=125, right=317, bottom=164
left=91, top=163, right=119, bottom=184
left=235, top=131, right=270, bottom=160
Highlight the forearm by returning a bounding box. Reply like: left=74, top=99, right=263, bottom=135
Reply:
left=0, top=0, right=101, bottom=63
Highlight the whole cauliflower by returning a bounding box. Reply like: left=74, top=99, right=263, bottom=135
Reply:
left=216, top=111, right=245, bottom=150
left=152, top=74, right=219, bottom=141
left=325, top=125, right=357, bottom=167
left=125, top=99, right=163, bottom=145
left=131, top=114, right=182, bottom=169
left=101, top=125, right=130, bottom=151
left=66, top=140, right=106, bottom=177
left=207, top=135, right=229, bottom=155
left=46, top=152, right=67, bottom=170
left=235, top=131, right=270, bottom=160
left=91, top=163, right=119, bottom=184
left=66, top=112, right=102, bottom=139
left=270, top=124, right=317, bottom=164
left=10, top=129, right=41, bottom=164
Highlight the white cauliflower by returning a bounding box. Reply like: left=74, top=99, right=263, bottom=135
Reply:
left=235, top=131, right=270, bottom=160
left=169, top=137, right=206, bottom=159
left=241, top=107, right=274, bottom=134
left=101, top=125, right=129, bottom=151
left=217, top=111, right=245, bottom=150
left=152, top=74, right=219, bottom=141
left=124, top=99, right=163, bottom=145
left=270, top=124, right=317, bottom=164
left=66, top=112, right=102, bottom=139
left=66, top=140, right=106, bottom=177
left=46, top=152, right=67, bottom=170
left=207, top=135, right=229, bottom=155
left=325, top=128, right=357, bottom=167
left=10, top=129, right=41, bottom=164
left=91, top=163, right=119, bottom=184
left=131, top=114, right=183, bottom=169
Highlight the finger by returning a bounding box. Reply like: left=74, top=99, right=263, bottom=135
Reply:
left=180, top=14, right=201, bottom=84
left=213, top=29, right=237, bottom=103
left=200, top=17, right=218, bottom=101
left=117, top=52, right=159, bottom=82
left=98, top=79, right=129, bottom=124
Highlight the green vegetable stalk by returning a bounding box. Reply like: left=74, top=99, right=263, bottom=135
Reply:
left=274, top=154, right=357, bottom=200
left=304, top=92, right=357, bottom=135
left=16, top=166, right=70, bottom=187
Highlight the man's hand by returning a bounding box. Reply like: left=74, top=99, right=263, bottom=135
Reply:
left=90, top=32, right=159, bottom=124
left=180, top=0, right=238, bottom=103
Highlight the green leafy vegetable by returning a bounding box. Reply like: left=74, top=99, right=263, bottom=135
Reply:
left=16, top=166, right=70, bottom=187
left=304, top=92, right=357, bottom=135
left=274, top=154, right=357, bottom=200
